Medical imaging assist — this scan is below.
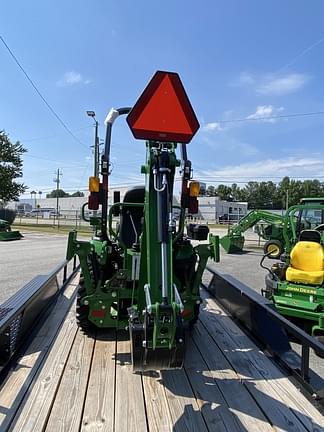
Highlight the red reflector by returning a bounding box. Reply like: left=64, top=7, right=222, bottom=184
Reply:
left=127, top=71, right=199, bottom=144
left=91, top=309, right=106, bottom=318
left=188, top=196, right=199, bottom=214
left=88, top=192, right=99, bottom=210
left=181, top=309, right=192, bottom=318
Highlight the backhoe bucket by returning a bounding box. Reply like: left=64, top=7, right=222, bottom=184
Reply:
left=0, top=230, right=23, bottom=241
left=220, top=235, right=244, bottom=253
left=129, top=318, right=185, bottom=372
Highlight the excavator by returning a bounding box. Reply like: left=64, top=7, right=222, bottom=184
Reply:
left=66, top=71, right=219, bottom=371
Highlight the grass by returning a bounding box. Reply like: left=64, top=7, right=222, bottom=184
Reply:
left=12, top=223, right=93, bottom=236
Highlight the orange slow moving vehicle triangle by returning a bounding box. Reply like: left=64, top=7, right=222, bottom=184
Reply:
left=127, top=71, right=199, bottom=144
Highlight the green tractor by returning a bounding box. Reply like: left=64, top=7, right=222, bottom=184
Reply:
left=219, top=209, right=285, bottom=256
left=262, top=198, right=324, bottom=342
left=0, top=219, right=23, bottom=241
left=67, top=71, right=219, bottom=371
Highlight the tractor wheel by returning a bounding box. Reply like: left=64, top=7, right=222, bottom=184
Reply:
left=76, top=276, right=94, bottom=332
left=263, top=240, right=283, bottom=260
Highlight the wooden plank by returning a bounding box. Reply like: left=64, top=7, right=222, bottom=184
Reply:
left=186, top=330, right=271, bottom=431
left=0, top=275, right=78, bottom=431
left=199, top=292, right=319, bottom=432
left=44, top=329, right=95, bottom=432
left=200, top=292, right=324, bottom=430
left=114, top=334, right=147, bottom=432
left=161, top=368, right=208, bottom=432
left=142, top=371, right=173, bottom=432
left=192, top=321, right=274, bottom=431
left=81, top=331, right=116, bottom=432
left=201, top=290, right=324, bottom=429
left=9, top=312, right=78, bottom=432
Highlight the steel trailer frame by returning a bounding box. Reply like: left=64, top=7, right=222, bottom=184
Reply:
left=0, top=256, right=79, bottom=373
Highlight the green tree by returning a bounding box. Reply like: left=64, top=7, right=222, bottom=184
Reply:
left=71, top=191, right=85, bottom=197
left=0, top=130, right=27, bottom=206
left=302, top=179, right=322, bottom=197
left=216, top=184, right=233, bottom=200
left=277, top=176, right=290, bottom=209
left=231, top=183, right=247, bottom=201
left=206, top=185, right=216, bottom=196
left=244, top=181, right=277, bottom=209
left=288, top=180, right=303, bottom=206
left=46, top=189, right=69, bottom=198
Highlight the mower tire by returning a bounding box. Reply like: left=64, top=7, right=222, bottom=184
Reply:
left=263, top=239, right=283, bottom=260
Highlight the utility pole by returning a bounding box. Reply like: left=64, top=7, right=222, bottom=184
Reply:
left=94, top=120, right=99, bottom=177
left=53, top=169, right=62, bottom=228
left=286, top=189, right=289, bottom=211
left=86, top=110, right=99, bottom=176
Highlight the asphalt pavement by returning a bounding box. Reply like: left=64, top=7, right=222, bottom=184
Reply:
left=0, top=230, right=69, bottom=303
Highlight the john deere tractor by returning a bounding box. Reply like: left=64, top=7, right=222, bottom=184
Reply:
left=67, top=71, right=219, bottom=371
left=262, top=198, right=324, bottom=342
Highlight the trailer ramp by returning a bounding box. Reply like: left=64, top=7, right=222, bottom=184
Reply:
left=0, top=274, right=323, bottom=432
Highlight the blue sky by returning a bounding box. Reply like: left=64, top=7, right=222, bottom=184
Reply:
left=1, top=1, right=324, bottom=197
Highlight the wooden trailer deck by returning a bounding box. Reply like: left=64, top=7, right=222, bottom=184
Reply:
left=0, top=274, right=323, bottom=432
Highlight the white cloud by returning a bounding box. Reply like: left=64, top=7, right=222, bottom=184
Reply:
left=199, top=157, right=323, bottom=181
left=201, top=134, right=259, bottom=156
left=257, top=73, right=308, bottom=96
left=57, top=71, right=91, bottom=87
left=232, top=72, right=309, bottom=96
left=233, top=72, right=255, bottom=86
left=247, top=105, right=284, bottom=123
left=203, top=122, right=224, bottom=131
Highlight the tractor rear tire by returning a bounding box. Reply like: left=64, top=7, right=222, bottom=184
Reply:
left=263, top=239, right=283, bottom=260
left=76, top=276, right=94, bottom=333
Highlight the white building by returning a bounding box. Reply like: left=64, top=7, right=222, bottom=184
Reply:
left=7, top=186, right=129, bottom=213
left=198, top=196, right=248, bottom=222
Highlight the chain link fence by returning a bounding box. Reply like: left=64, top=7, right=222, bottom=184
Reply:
left=14, top=210, right=91, bottom=230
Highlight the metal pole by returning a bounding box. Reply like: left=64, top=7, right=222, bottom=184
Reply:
left=56, top=169, right=59, bottom=228
left=54, top=168, right=62, bottom=229
left=94, top=120, right=99, bottom=177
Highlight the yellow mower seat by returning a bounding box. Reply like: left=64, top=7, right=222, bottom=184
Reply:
left=286, top=230, right=324, bottom=285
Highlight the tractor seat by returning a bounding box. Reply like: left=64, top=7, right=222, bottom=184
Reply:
left=286, top=230, right=324, bottom=285
left=119, top=186, right=145, bottom=248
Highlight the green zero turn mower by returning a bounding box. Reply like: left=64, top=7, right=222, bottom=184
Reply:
left=67, top=71, right=219, bottom=372
left=0, top=219, right=23, bottom=241
left=262, top=198, right=324, bottom=343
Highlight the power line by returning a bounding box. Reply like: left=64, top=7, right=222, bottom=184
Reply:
left=21, top=126, right=92, bottom=143
left=276, top=36, right=324, bottom=74
left=195, top=175, right=324, bottom=179
left=210, top=110, right=324, bottom=125
left=0, top=35, right=88, bottom=150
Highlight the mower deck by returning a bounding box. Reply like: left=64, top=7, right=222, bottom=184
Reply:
left=0, top=230, right=23, bottom=241
left=0, top=273, right=323, bottom=432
